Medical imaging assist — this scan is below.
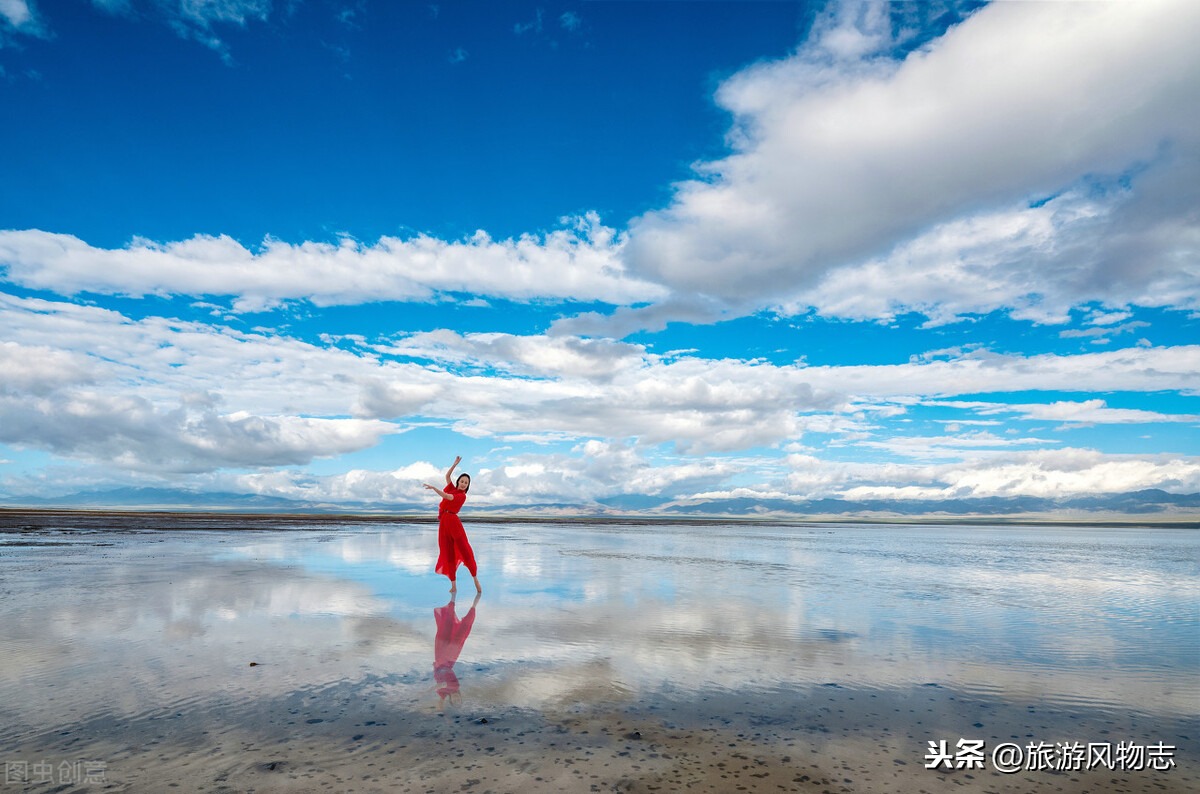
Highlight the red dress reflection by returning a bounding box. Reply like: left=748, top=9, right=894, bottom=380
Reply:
left=433, top=599, right=477, bottom=703
left=435, top=484, right=477, bottom=583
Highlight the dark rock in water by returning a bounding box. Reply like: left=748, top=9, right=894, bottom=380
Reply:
left=352, top=734, right=364, bottom=741
left=625, top=730, right=642, bottom=740
left=477, top=717, right=488, bottom=724
left=263, top=761, right=283, bottom=771
left=249, top=662, right=260, bottom=666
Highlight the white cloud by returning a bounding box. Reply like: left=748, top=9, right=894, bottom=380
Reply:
left=167, top=0, right=271, bottom=28
left=0, top=0, right=48, bottom=42
left=89, top=0, right=271, bottom=61
left=932, top=398, right=1200, bottom=426
left=795, top=345, right=1200, bottom=401
left=0, top=0, right=34, bottom=29
left=9, top=3, right=1196, bottom=332
left=13, top=440, right=1198, bottom=506
left=775, top=185, right=1200, bottom=325
left=1059, top=321, right=1148, bottom=340
left=0, top=389, right=397, bottom=472
left=476, top=440, right=743, bottom=505
left=766, top=447, right=1200, bottom=501
left=1085, top=309, right=1134, bottom=327
left=375, top=330, right=653, bottom=381
left=859, top=430, right=1059, bottom=460
left=0, top=296, right=409, bottom=471
left=0, top=214, right=665, bottom=309
left=216, top=441, right=744, bottom=507
left=621, top=0, right=1200, bottom=322
left=549, top=296, right=727, bottom=338
left=513, top=8, right=542, bottom=36
left=3, top=292, right=1199, bottom=480
left=220, top=460, right=443, bottom=504
left=7, top=1, right=1199, bottom=336
left=0, top=341, right=95, bottom=394
left=835, top=449, right=1200, bottom=501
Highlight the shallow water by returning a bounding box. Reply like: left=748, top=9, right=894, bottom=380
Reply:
left=1, top=513, right=1196, bottom=792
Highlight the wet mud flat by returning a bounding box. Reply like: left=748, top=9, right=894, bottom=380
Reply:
left=2, top=677, right=1194, bottom=794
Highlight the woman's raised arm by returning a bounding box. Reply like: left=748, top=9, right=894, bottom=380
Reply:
left=445, top=455, right=462, bottom=486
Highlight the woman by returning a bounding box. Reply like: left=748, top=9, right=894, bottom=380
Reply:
left=424, top=456, right=481, bottom=595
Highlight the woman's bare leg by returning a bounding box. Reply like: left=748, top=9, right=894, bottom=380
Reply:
left=473, top=575, right=481, bottom=593
left=449, top=579, right=457, bottom=595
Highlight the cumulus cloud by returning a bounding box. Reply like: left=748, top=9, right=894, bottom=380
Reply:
left=0, top=0, right=48, bottom=45
left=620, top=0, right=1200, bottom=324
left=6, top=292, right=1200, bottom=450
left=795, top=345, right=1200, bottom=401
left=3, top=292, right=1199, bottom=486
left=549, top=296, right=728, bottom=338
left=7, top=1, right=1198, bottom=337
left=0, top=0, right=36, bottom=30
left=1059, top=321, right=1149, bottom=340
left=0, top=296, right=406, bottom=472
left=858, top=430, right=1059, bottom=460
left=8, top=3, right=1195, bottom=333
left=833, top=449, right=1200, bottom=501
left=744, top=447, right=1200, bottom=502
left=220, top=460, right=444, bottom=505
left=217, top=441, right=744, bottom=507
left=375, top=330, right=653, bottom=381
left=0, top=292, right=409, bottom=417
left=776, top=164, right=1200, bottom=324
left=0, top=390, right=397, bottom=472
left=435, top=354, right=843, bottom=454
left=0, top=341, right=95, bottom=394
left=0, top=214, right=664, bottom=309
left=931, top=399, right=1200, bottom=426
left=476, top=440, right=742, bottom=506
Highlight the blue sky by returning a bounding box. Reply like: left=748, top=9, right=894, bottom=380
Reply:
left=1, top=0, right=1198, bottom=511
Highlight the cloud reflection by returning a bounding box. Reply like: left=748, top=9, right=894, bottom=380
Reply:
left=1, top=519, right=1196, bottom=750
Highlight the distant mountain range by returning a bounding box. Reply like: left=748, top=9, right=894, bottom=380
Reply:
left=2, top=486, right=1199, bottom=520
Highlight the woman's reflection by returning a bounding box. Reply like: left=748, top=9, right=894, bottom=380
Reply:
left=421, top=593, right=479, bottom=715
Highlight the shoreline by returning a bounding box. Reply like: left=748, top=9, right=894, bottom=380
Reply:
left=1, top=506, right=1198, bottom=530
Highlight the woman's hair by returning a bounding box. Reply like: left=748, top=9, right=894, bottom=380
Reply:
left=456, top=473, right=471, bottom=492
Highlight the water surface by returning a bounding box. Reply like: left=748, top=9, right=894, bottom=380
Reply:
left=1, top=513, right=1195, bottom=792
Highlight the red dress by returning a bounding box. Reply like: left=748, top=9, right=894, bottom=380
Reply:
left=433, top=600, right=476, bottom=697
left=435, top=484, right=477, bottom=581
